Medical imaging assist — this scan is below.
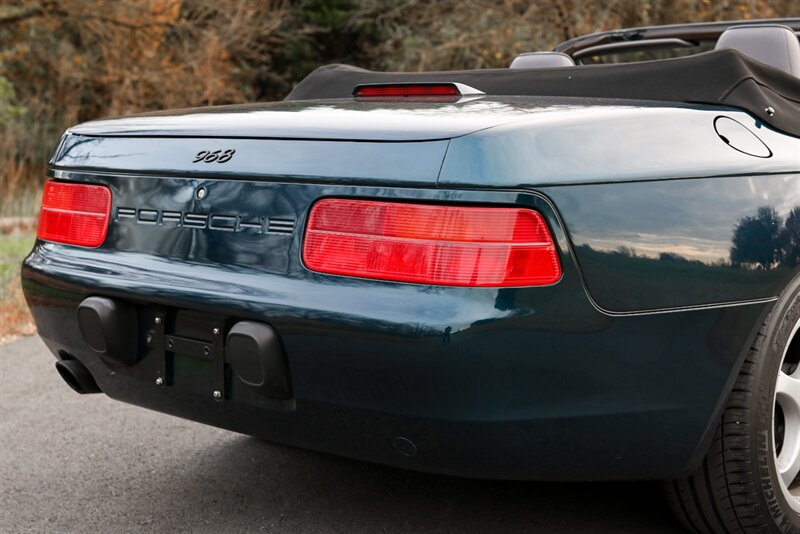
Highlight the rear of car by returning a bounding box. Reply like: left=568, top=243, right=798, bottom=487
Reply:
left=21, top=19, right=800, bottom=534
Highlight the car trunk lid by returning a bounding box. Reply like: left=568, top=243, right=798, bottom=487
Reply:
left=56, top=98, right=553, bottom=185
left=66, top=99, right=536, bottom=141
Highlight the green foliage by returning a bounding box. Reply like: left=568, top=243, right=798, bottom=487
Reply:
left=0, top=74, right=26, bottom=125
left=731, top=206, right=788, bottom=269
left=0, top=232, right=35, bottom=289
left=261, top=0, right=389, bottom=98
left=301, top=0, right=358, bottom=27
left=781, top=206, right=800, bottom=266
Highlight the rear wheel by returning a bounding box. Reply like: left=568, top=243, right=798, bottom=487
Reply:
left=665, top=280, right=800, bottom=533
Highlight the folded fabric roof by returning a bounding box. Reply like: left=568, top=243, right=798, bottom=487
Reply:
left=286, top=49, right=800, bottom=138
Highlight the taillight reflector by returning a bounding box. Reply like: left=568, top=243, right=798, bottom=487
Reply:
left=353, top=83, right=461, bottom=99
left=37, top=181, right=111, bottom=247
left=303, top=199, right=561, bottom=287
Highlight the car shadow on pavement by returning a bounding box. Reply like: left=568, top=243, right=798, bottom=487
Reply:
left=3, top=336, right=683, bottom=533
left=134, top=435, right=685, bottom=533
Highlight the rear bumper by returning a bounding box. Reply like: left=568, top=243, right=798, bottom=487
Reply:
left=22, top=242, right=769, bottom=481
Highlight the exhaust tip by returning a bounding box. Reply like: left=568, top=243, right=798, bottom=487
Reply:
left=55, top=359, right=101, bottom=394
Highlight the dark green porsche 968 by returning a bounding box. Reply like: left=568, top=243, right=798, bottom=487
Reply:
left=22, top=19, right=800, bottom=533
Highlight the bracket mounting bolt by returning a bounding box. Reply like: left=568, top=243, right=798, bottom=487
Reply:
left=155, top=377, right=164, bottom=386
left=212, top=327, right=220, bottom=335
left=212, top=390, right=222, bottom=401
left=154, top=317, right=162, bottom=325
left=146, top=334, right=153, bottom=344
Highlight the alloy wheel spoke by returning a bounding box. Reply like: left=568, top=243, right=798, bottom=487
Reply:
left=776, top=370, right=800, bottom=411
left=775, top=370, right=800, bottom=488
left=783, top=459, right=800, bottom=489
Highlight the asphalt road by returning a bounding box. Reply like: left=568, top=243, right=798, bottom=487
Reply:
left=1, top=336, right=684, bottom=533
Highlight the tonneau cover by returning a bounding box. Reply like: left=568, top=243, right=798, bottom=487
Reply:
left=286, top=49, right=800, bottom=138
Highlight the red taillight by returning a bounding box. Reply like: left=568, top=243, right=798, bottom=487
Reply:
left=37, top=181, right=111, bottom=247
left=303, top=199, right=562, bottom=287
left=353, top=83, right=461, bottom=100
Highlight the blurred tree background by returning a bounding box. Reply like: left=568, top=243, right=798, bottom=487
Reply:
left=0, top=0, right=798, bottom=339
left=1, top=0, right=799, bottom=204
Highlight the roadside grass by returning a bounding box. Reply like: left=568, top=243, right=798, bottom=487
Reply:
left=0, top=233, right=34, bottom=286
left=1, top=185, right=42, bottom=218
left=0, top=184, right=39, bottom=342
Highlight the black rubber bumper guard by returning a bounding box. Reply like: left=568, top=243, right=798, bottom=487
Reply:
left=77, top=296, right=292, bottom=401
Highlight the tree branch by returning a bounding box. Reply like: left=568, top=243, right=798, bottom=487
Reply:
left=0, top=6, right=44, bottom=27
left=0, top=2, right=171, bottom=32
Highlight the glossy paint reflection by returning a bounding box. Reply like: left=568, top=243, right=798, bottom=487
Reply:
left=66, top=97, right=639, bottom=141
left=43, top=172, right=593, bottom=337
left=544, top=173, right=800, bottom=312
left=23, top=168, right=787, bottom=478
left=23, top=194, right=774, bottom=479
left=56, top=135, right=450, bottom=184
left=440, top=107, right=799, bottom=186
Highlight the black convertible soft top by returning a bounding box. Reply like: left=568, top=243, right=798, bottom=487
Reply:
left=286, top=49, right=800, bottom=138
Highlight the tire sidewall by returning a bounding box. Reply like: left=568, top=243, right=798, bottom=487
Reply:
left=753, top=277, right=800, bottom=531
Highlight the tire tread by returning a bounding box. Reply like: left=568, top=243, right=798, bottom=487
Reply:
left=664, top=330, right=769, bottom=534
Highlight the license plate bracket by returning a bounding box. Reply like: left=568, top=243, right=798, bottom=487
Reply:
left=146, top=308, right=226, bottom=401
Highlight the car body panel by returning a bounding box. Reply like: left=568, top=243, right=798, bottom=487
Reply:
left=24, top=89, right=800, bottom=481
left=65, top=98, right=568, bottom=141
left=22, top=171, right=773, bottom=480
left=543, top=173, right=800, bottom=312
left=438, top=105, right=800, bottom=187
left=55, top=135, right=450, bottom=184
left=57, top=99, right=800, bottom=185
